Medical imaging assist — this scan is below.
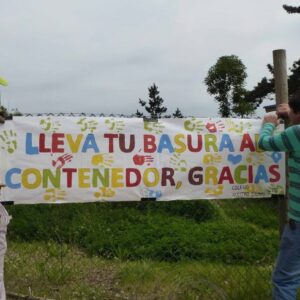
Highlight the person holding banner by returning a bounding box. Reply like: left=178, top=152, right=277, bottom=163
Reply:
left=259, top=89, right=300, bottom=300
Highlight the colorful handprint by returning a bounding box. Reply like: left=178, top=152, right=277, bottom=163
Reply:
left=104, top=118, right=125, bottom=132
left=91, top=153, right=114, bottom=168
left=77, top=118, right=98, bottom=133
left=40, top=117, right=61, bottom=133
left=52, top=153, right=73, bottom=169
left=0, top=130, right=17, bottom=154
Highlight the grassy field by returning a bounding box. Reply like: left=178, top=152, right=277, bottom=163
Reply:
left=6, top=241, right=273, bottom=300
left=4, top=198, right=281, bottom=299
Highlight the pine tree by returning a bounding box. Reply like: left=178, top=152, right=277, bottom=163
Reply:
left=135, top=109, right=144, bottom=118
left=283, top=4, right=300, bottom=14
left=247, top=58, right=300, bottom=105
left=137, top=84, right=168, bottom=119
left=172, top=108, right=184, bottom=118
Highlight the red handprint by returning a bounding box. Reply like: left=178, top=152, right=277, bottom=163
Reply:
left=206, top=120, right=225, bottom=133
left=52, top=153, right=73, bottom=169
left=206, top=122, right=217, bottom=133
left=133, top=154, right=154, bottom=166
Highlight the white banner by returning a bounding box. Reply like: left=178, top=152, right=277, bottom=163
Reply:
left=0, top=117, right=285, bottom=204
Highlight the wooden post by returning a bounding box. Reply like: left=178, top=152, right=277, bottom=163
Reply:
left=273, top=49, right=289, bottom=237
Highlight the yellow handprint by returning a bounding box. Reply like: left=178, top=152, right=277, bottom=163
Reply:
left=267, top=184, right=284, bottom=195
left=44, top=188, right=67, bottom=201
left=94, top=187, right=116, bottom=198
left=205, top=185, right=224, bottom=196
left=226, top=120, right=253, bottom=134
left=202, top=153, right=222, bottom=165
left=244, top=184, right=264, bottom=194
left=246, top=152, right=265, bottom=165
left=91, top=154, right=114, bottom=168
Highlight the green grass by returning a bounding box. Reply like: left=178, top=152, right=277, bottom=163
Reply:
left=5, top=241, right=274, bottom=300
left=6, top=199, right=279, bottom=264
left=4, top=198, right=281, bottom=298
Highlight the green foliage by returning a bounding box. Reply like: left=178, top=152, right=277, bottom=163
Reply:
left=172, top=107, right=184, bottom=118
left=283, top=4, right=300, bottom=14
left=0, top=105, right=22, bottom=120
left=204, top=55, right=256, bottom=118
left=0, top=105, right=10, bottom=119
left=6, top=198, right=278, bottom=264
left=136, top=83, right=184, bottom=118
left=247, top=58, right=300, bottom=106
left=216, top=198, right=278, bottom=229
left=137, top=83, right=168, bottom=119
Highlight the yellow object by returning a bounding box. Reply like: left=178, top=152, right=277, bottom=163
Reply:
left=0, top=77, right=8, bottom=86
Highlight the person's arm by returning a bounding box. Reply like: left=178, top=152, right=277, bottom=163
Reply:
left=258, top=114, right=300, bottom=152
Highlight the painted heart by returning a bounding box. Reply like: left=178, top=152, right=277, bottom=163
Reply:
left=271, top=152, right=282, bottom=163
left=228, top=154, right=242, bottom=165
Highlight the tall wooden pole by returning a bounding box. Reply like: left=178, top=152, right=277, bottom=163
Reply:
left=273, top=49, right=289, bottom=237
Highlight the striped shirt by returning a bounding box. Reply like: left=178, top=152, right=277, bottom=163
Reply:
left=258, top=122, right=300, bottom=222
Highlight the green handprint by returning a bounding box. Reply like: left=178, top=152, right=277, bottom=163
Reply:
left=40, top=117, right=61, bottom=132
left=184, top=117, right=205, bottom=133
left=226, top=120, right=253, bottom=134
left=0, top=130, right=17, bottom=154
left=170, top=153, right=188, bottom=172
left=77, top=118, right=98, bottom=133
left=105, top=118, right=125, bottom=132
left=144, top=121, right=165, bottom=134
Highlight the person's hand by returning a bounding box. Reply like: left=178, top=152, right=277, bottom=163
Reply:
left=263, top=114, right=279, bottom=126
left=277, top=103, right=290, bottom=119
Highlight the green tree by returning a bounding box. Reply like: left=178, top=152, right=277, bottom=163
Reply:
left=172, top=108, right=184, bottom=118
left=204, top=55, right=255, bottom=117
left=283, top=4, right=300, bottom=13
left=247, top=58, right=300, bottom=105
left=136, top=83, right=168, bottom=119
left=135, top=109, right=144, bottom=118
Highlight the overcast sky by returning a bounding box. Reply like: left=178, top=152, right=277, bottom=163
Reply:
left=0, top=0, right=299, bottom=117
